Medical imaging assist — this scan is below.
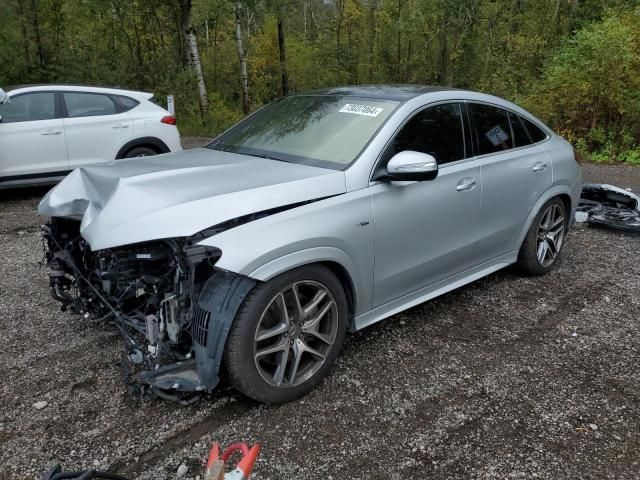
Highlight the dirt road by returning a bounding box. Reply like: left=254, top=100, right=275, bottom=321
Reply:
left=1, top=156, right=639, bottom=479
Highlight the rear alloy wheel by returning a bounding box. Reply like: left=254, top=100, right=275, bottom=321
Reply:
left=225, top=265, right=348, bottom=404
left=518, top=197, right=567, bottom=275
left=124, top=146, right=157, bottom=158
left=536, top=203, right=565, bottom=267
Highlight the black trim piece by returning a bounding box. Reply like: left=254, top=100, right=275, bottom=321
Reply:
left=193, top=269, right=257, bottom=390
left=0, top=170, right=71, bottom=183
left=187, top=195, right=342, bottom=245
left=115, top=136, right=170, bottom=159
left=462, top=103, right=476, bottom=157
left=466, top=102, right=481, bottom=155
left=54, top=92, right=65, bottom=118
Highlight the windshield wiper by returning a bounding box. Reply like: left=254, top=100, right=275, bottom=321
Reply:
left=209, top=141, right=228, bottom=152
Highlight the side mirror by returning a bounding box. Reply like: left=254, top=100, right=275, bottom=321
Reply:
left=382, top=150, right=438, bottom=181
left=0, top=89, right=9, bottom=105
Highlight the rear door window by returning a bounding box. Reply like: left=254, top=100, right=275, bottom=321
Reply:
left=63, top=92, right=117, bottom=118
left=392, top=103, right=466, bottom=165
left=469, top=103, right=513, bottom=155
left=0, top=92, right=56, bottom=123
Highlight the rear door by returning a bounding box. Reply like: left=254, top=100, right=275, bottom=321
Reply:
left=370, top=102, right=481, bottom=308
left=469, top=103, right=553, bottom=264
left=62, top=91, right=134, bottom=168
left=0, top=91, right=69, bottom=180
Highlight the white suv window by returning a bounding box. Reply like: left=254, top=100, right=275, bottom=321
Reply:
left=0, top=92, right=56, bottom=123
left=64, top=92, right=116, bottom=118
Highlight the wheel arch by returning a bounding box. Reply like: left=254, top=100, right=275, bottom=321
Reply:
left=115, top=136, right=170, bottom=159
left=317, top=260, right=356, bottom=327
left=558, top=193, right=572, bottom=225
left=246, top=247, right=362, bottom=328
left=516, top=187, right=574, bottom=252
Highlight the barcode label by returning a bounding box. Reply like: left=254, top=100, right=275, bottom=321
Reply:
left=339, top=104, right=384, bottom=117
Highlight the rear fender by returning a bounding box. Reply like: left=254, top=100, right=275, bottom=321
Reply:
left=516, top=182, right=579, bottom=251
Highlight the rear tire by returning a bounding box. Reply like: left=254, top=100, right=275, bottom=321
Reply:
left=123, top=146, right=158, bottom=158
left=517, top=197, right=567, bottom=275
left=224, top=265, right=348, bottom=404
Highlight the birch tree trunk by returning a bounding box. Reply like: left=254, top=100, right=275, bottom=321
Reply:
left=181, top=0, right=209, bottom=115
left=235, top=1, right=250, bottom=114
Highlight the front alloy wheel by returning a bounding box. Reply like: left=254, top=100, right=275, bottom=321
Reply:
left=253, top=281, right=339, bottom=387
left=224, top=265, right=348, bottom=403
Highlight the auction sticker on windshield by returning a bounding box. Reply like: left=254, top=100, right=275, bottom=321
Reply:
left=339, top=104, right=384, bottom=117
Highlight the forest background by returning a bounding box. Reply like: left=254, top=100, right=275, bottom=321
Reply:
left=2, top=0, right=640, bottom=163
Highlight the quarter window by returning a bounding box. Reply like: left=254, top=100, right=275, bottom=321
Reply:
left=522, top=117, right=547, bottom=143
left=0, top=92, right=56, bottom=123
left=392, top=103, right=466, bottom=165
left=63, top=92, right=116, bottom=118
left=115, top=95, right=139, bottom=112
left=469, top=103, right=513, bottom=155
left=509, top=111, right=548, bottom=147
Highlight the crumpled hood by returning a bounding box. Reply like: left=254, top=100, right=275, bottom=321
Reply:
left=38, top=148, right=347, bottom=250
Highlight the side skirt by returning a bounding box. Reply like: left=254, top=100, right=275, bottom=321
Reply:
left=353, top=251, right=518, bottom=331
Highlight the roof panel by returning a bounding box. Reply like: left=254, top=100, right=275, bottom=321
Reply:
left=297, top=84, right=463, bottom=101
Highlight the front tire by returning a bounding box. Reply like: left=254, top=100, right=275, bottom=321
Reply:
left=224, top=265, right=348, bottom=404
left=517, top=197, right=567, bottom=275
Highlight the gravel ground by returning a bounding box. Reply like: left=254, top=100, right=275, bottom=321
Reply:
left=1, top=155, right=639, bottom=480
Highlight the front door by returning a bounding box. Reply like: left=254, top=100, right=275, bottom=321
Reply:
left=370, top=103, right=481, bottom=308
left=0, top=91, right=69, bottom=179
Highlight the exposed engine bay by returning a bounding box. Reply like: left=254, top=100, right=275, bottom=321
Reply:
left=42, top=216, right=255, bottom=402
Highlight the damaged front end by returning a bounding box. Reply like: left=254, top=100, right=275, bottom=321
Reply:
left=42, top=217, right=255, bottom=401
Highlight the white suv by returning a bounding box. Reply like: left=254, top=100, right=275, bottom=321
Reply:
left=0, top=85, right=182, bottom=189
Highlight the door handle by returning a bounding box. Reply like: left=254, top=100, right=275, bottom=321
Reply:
left=456, top=178, right=477, bottom=192
left=532, top=161, right=549, bottom=172
left=112, top=123, right=130, bottom=129
left=41, top=129, right=62, bottom=135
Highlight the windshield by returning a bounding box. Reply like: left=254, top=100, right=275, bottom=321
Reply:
left=208, top=95, right=400, bottom=170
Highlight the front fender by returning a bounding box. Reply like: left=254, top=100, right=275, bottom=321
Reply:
left=198, top=189, right=375, bottom=316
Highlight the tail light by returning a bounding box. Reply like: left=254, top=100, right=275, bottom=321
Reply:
left=572, top=147, right=583, bottom=165
left=161, top=115, right=177, bottom=125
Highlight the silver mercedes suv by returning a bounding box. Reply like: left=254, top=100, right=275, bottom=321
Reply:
left=39, top=85, right=582, bottom=403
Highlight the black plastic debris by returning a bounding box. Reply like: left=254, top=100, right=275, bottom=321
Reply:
left=577, top=183, right=640, bottom=233
left=42, top=463, right=129, bottom=480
